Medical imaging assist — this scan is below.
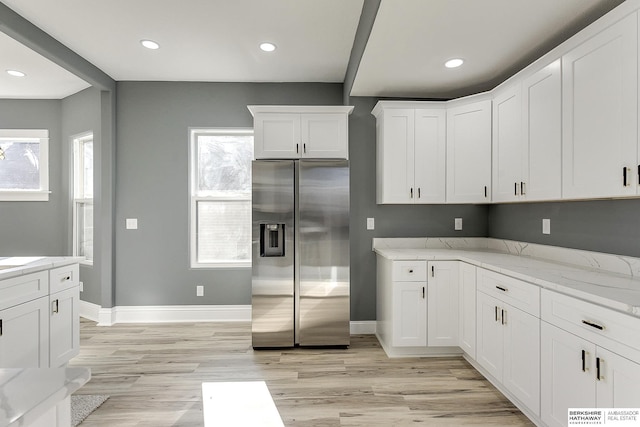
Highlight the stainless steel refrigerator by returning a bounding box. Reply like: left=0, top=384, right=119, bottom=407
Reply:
left=251, top=160, right=350, bottom=348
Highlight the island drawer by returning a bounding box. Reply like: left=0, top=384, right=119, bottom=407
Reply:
left=50, top=264, right=80, bottom=294
left=0, top=271, right=49, bottom=311
left=541, top=289, right=640, bottom=353
left=477, top=268, right=540, bottom=317
left=392, top=261, right=427, bottom=282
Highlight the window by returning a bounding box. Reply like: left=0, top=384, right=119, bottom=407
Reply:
left=73, top=133, right=94, bottom=264
left=0, top=129, right=49, bottom=201
left=189, top=129, right=253, bottom=268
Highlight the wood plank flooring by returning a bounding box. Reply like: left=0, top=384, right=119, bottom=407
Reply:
left=70, top=318, right=534, bottom=426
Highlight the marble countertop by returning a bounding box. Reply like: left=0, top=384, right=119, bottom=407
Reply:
left=0, top=367, right=90, bottom=427
left=374, top=240, right=640, bottom=318
left=0, top=257, right=84, bottom=281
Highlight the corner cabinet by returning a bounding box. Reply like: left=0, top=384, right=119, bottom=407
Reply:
left=372, top=103, right=446, bottom=204
left=562, top=12, right=638, bottom=199
left=248, top=106, right=353, bottom=160
left=446, top=98, right=492, bottom=203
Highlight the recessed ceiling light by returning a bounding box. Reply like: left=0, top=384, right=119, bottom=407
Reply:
left=445, top=58, right=464, bottom=68
left=141, top=40, right=160, bottom=50
left=6, top=69, right=26, bottom=77
left=259, top=42, right=277, bottom=52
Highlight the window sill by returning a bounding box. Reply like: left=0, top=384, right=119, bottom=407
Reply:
left=0, top=191, right=51, bottom=201
left=191, top=261, right=251, bottom=270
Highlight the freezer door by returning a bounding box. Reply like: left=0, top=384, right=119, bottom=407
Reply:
left=252, top=161, right=295, bottom=348
left=298, top=160, right=350, bottom=346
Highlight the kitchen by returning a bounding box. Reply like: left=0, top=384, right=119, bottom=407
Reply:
left=1, top=0, right=640, bottom=426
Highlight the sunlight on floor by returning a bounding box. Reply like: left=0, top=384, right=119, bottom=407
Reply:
left=202, top=381, right=284, bottom=427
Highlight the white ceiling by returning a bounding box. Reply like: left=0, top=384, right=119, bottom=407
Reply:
left=351, top=0, right=622, bottom=98
left=0, top=0, right=626, bottom=99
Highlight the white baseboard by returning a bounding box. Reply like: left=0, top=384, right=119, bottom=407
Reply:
left=350, top=321, right=376, bottom=335
left=81, top=302, right=376, bottom=334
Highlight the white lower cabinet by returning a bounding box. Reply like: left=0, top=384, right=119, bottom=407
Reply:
left=0, top=296, right=49, bottom=368
left=541, top=322, right=640, bottom=427
left=50, top=286, right=80, bottom=368
left=476, top=290, right=540, bottom=416
left=427, top=261, right=459, bottom=347
left=393, top=281, right=427, bottom=347
left=458, top=263, right=476, bottom=357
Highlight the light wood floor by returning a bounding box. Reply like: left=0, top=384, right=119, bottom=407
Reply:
left=70, top=318, right=534, bottom=426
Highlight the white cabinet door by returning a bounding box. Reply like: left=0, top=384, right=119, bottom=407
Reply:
left=596, top=347, right=640, bottom=408
left=503, top=305, right=540, bottom=416
left=427, top=261, right=459, bottom=346
left=254, top=113, right=301, bottom=159
left=414, top=109, right=446, bottom=203
left=562, top=14, right=638, bottom=199
left=476, top=291, right=503, bottom=381
left=446, top=99, right=492, bottom=203
left=492, top=84, right=522, bottom=203
left=522, top=59, right=562, bottom=201
left=458, top=263, right=476, bottom=358
left=392, top=282, right=427, bottom=347
left=377, top=109, right=414, bottom=203
left=0, top=296, right=49, bottom=368
left=541, top=322, right=596, bottom=427
left=301, top=113, right=348, bottom=159
left=50, top=286, right=80, bottom=367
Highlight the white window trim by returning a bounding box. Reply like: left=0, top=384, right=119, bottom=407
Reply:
left=189, top=127, right=253, bottom=269
left=0, top=129, right=50, bottom=201
left=72, top=132, right=94, bottom=265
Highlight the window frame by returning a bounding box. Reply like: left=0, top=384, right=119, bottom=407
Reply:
left=0, top=129, right=50, bottom=201
left=72, top=132, right=94, bottom=265
left=189, top=128, right=254, bottom=269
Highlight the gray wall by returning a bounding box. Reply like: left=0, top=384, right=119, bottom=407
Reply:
left=61, top=87, right=102, bottom=304
left=348, top=96, right=489, bottom=320
left=0, top=99, right=65, bottom=255
left=488, top=200, right=640, bottom=258
left=114, top=81, right=345, bottom=307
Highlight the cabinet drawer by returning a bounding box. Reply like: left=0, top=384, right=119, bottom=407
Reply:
left=541, top=289, right=640, bottom=353
left=392, top=261, right=427, bottom=281
left=49, top=264, right=80, bottom=294
left=0, top=271, right=48, bottom=311
left=477, top=268, right=540, bottom=317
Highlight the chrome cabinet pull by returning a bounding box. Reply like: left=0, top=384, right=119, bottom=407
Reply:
left=638, top=165, right=640, bottom=185
left=296, top=143, right=299, bottom=154
left=582, top=350, right=586, bottom=372
left=623, top=167, right=629, bottom=186
left=582, top=320, right=604, bottom=331
left=410, top=188, right=413, bottom=199
left=408, top=269, right=413, bottom=273
left=495, top=286, right=507, bottom=292
left=52, top=299, right=59, bottom=314
left=514, top=182, right=518, bottom=196
left=484, top=186, right=487, bottom=198
left=61, top=275, right=71, bottom=282
left=0, top=319, right=2, bottom=337
left=417, top=188, right=421, bottom=198
left=422, top=286, right=425, bottom=299
left=495, top=306, right=499, bottom=322
left=521, top=182, right=525, bottom=195
left=303, top=143, right=306, bottom=153
left=501, top=309, right=506, bottom=325
left=431, top=266, right=434, bottom=277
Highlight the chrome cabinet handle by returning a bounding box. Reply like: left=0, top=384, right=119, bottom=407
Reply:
left=623, top=167, right=629, bottom=186
left=303, top=143, right=306, bottom=154
left=521, top=182, right=525, bottom=195
left=0, top=319, right=2, bottom=336
left=581, top=350, right=586, bottom=372
left=582, top=320, right=604, bottom=331
left=410, top=188, right=413, bottom=199
left=501, top=309, right=506, bottom=325
left=61, top=275, right=71, bottom=282
left=484, top=186, right=487, bottom=198
left=417, top=188, right=421, bottom=198
left=514, top=182, right=518, bottom=196
left=596, top=357, right=604, bottom=381
left=495, top=286, right=507, bottom=292
left=422, top=286, right=425, bottom=299
left=431, top=266, right=434, bottom=277
left=52, top=299, right=59, bottom=314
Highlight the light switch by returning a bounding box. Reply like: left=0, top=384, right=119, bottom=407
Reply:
left=455, top=218, right=463, bottom=230
left=542, top=218, right=551, bottom=235
left=126, top=218, right=138, bottom=230
left=367, top=218, right=375, bottom=230
left=196, top=285, right=204, bottom=297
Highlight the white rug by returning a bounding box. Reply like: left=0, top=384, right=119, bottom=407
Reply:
left=71, top=394, right=109, bottom=426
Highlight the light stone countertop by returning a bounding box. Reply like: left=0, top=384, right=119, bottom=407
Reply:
left=0, top=367, right=90, bottom=427
left=374, top=239, right=640, bottom=318
left=0, top=257, right=84, bottom=281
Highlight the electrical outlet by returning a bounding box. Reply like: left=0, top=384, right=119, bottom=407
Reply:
left=126, top=218, right=138, bottom=229
left=196, top=285, right=204, bottom=297
left=542, top=218, right=551, bottom=235
left=454, top=218, right=463, bottom=230
left=367, top=218, right=375, bottom=230
left=79, top=281, right=84, bottom=292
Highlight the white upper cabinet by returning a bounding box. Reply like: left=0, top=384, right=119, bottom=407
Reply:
left=522, top=59, right=563, bottom=201
left=492, top=83, right=523, bottom=203
left=493, top=60, right=563, bottom=203
left=373, top=103, right=446, bottom=204
left=562, top=13, right=638, bottom=199
left=249, top=106, right=353, bottom=160
left=447, top=99, right=492, bottom=203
